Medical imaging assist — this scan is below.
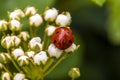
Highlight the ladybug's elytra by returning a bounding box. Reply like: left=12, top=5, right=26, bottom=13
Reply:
left=52, top=27, right=74, bottom=50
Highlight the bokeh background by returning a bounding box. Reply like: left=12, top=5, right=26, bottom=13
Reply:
left=0, top=0, right=120, bottom=80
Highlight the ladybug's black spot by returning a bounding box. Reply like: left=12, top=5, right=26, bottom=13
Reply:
left=56, top=32, right=59, bottom=34
left=69, top=40, right=72, bottom=43
left=54, top=40, right=57, bottom=43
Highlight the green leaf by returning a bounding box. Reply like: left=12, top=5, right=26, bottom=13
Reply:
left=107, top=0, right=120, bottom=45
left=91, top=0, right=106, bottom=6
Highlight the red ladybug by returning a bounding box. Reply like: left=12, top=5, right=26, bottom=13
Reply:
left=52, top=27, right=74, bottom=50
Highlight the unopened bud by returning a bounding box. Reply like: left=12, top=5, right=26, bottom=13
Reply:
left=68, top=68, right=80, bottom=79
left=13, top=73, right=25, bottom=80
left=45, top=25, right=56, bottom=36
left=17, top=56, right=29, bottom=66
left=25, top=6, right=37, bottom=16
left=2, top=72, right=10, bottom=80
left=0, top=20, right=8, bottom=31
left=18, top=31, right=30, bottom=41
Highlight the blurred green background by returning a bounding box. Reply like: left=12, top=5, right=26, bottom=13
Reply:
left=0, top=0, right=120, bottom=80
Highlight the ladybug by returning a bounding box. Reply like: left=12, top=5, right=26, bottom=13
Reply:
left=52, top=27, right=74, bottom=50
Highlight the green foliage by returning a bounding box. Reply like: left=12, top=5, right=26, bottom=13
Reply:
left=107, top=0, right=120, bottom=45
left=91, top=0, right=106, bottom=6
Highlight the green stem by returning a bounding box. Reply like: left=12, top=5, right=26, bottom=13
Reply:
left=44, top=53, right=68, bottom=77
left=2, top=65, right=13, bottom=77
left=30, top=26, right=33, bottom=38
left=43, top=58, right=54, bottom=72
left=42, top=32, right=47, bottom=50
left=7, top=49, right=21, bottom=72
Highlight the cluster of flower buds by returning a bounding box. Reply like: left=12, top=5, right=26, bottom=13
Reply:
left=0, top=6, right=79, bottom=80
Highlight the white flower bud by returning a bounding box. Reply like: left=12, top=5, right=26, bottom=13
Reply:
left=25, top=6, right=37, bottom=16
left=44, top=8, right=58, bottom=22
left=2, top=72, right=10, bottom=80
left=29, top=14, right=43, bottom=27
left=13, top=73, right=25, bottom=80
left=0, top=20, right=8, bottom=31
left=1, top=36, right=14, bottom=49
left=14, top=9, right=25, bottom=18
left=56, top=12, right=71, bottom=26
left=0, top=63, right=3, bottom=69
left=9, top=20, right=22, bottom=31
left=26, top=51, right=35, bottom=58
left=65, top=43, right=77, bottom=53
left=48, top=43, right=63, bottom=58
left=68, top=68, right=80, bottom=79
left=18, top=31, right=30, bottom=41
left=45, top=25, right=56, bottom=36
left=18, top=56, right=29, bottom=66
left=11, top=36, right=21, bottom=47
left=12, top=48, right=24, bottom=59
left=9, top=12, right=20, bottom=20
left=29, top=37, right=42, bottom=52
left=33, top=51, right=48, bottom=65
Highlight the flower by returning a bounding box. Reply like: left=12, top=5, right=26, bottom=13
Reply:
left=65, top=43, right=77, bottom=53
left=26, top=51, right=35, bottom=58
left=17, top=56, right=29, bottom=66
left=9, top=20, right=22, bottom=31
left=56, top=12, right=71, bottom=26
left=11, top=36, right=21, bottom=47
left=33, top=51, right=48, bottom=65
left=29, top=14, right=43, bottom=27
left=45, top=25, right=56, bottom=36
left=29, top=37, right=42, bottom=52
left=68, top=68, right=80, bottom=79
left=9, top=9, right=25, bottom=20
left=2, top=72, right=10, bottom=80
left=0, top=20, right=8, bottom=31
left=1, top=36, right=14, bottom=49
left=0, top=63, right=3, bottom=69
left=44, top=8, right=58, bottom=22
left=12, top=48, right=24, bottom=59
left=18, top=31, right=30, bottom=41
left=13, top=73, right=25, bottom=80
left=25, top=6, right=37, bottom=16
left=48, top=43, right=63, bottom=58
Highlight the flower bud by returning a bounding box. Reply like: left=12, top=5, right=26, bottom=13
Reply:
left=13, top=73, right=25, bottom=80
left=68, top=68, right=80, bottom=79
left=44, top=8, right=58, bottom=22
left=0, top=20, right=8, bottom=31
left=29, top=37, right=42, bottom=52
left=65, top=43, right=77, bottom=53
left=12, top=48, right=24, bottom=59
left=0, top=53, right=11, bottom=64
left=2, top=72, right=10, bottom=80
left=0, top=63, right=3, bottom=69
left=11, top=36, right=21, bottom=47
left=45, top=25, right=56, bottom=36
left=48, top=43, right=63, bottom=58
left=33, top=51, right=48, bottom=65
left=56, top=12, right=71, bottom=26
left=29, top=14, right=43, bottom=27
left=1, top=36, right=14, bottom=49
left=17, top=56, right=29, bottom=66
left=18, top=31, right=30, bottom=41
left=9, top=20, right=22, bottom=31
left=14, top=9, right=25, bottom=18
left=26, top=51, right=35, bottom=58
left=25, top=6, right=37, bottom=16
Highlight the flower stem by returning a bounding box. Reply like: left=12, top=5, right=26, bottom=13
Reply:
left=2, top=64, right=13, bottom=77
left=44, top=53, right=68, bottom=76
left=30, top=26, right=33, bottom=38
left=7, top=49, right=22, bottom=72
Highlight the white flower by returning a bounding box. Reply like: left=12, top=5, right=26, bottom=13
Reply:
left=48, top=43, right=63, bottom=58
left=25, top=6, right=37, bottom=16
left=9, top=9, right=24, bottom=20
left=12, top=48, right=24, bottom=59
left=18, top=31, right=30, bottom=41
left=0, top=20, right=8, bottom=31
left=11, top=36, right=21, bottom=47
left=33, top=51, right=48, bottom=65
left=26, top=51, right=35, bottom=58
left=29, top=14, right=43, bottom=27
left=13, top=73, right=25, bottom=80
left=65, top=43, right=77, bottom=53
left=18, top=56, right=29, bottom=66
left=45, top=25, right=56, bottom=36
left=44, top=8, right=58, bottom=22
left=29, top=37, right=42, bottom=52
left=56, top=12, right=71, bottom=26
left=2, top=72, right=10, bottom=80
left=0, top=63, right=3, bottom=69
left=1, top=36, right=14, bottom=49
left=9, top=20, right=22, bottom=31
